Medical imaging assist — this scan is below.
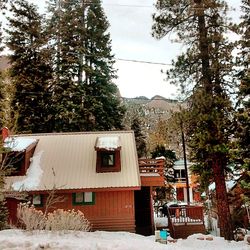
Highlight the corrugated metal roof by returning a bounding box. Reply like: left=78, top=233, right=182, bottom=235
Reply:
left=5, top=131, right=141, bottom=191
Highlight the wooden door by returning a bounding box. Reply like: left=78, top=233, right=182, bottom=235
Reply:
left=134, top=187, right=153, bottom=236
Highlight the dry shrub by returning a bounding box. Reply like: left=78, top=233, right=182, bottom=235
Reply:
left=17, top=203, right=91, bottom=232
left=17, top=203, right=46, bottom=230
left=46, top=209, right=91, bottom=231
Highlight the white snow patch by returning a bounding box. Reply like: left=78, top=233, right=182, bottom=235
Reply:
left=0, top=230, right=248, bottom=250
left=96, top=136, right=120, bottom=150
left=4, top=137, right=37, bottom=152
left=155, top=156, right=166, bottom=160
left=155, top=216, right=168, bottom=227
left=12, top=151, right=43, bottom=191
left=209, top=180, right=236, bottom=192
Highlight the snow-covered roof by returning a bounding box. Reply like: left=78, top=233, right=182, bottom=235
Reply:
left=4, top=137, right=37, bottom=152
left=95, top=136, right=121, bottom=150
left=174, top=159, right=193, bottom=170
left=5, top=131, right=140, bottom=191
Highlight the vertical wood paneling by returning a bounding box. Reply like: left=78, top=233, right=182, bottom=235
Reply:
left=37, top=190, right=135, bottom=232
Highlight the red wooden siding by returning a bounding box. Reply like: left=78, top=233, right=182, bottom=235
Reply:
left=6, top=198, right=19, bottom=225
left=37, top=190, right=135, bottom=232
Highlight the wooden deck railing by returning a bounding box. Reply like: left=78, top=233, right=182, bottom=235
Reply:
left=167, top=206, right=204, bottom=225
left=138, top=158, right=165, bottom=176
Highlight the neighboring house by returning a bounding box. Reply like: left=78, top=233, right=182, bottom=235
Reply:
left=224, top=173, right=249, bottom=229
left=204, top=174, right=250, bottom=230
left=2, top=129, right=165, bottom=235
left=171, top=160, right=201, bottom=204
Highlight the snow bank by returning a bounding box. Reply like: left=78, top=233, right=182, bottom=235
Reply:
left=0, top=230, right=248, bottom=250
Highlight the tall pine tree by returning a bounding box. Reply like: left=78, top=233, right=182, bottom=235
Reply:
left=83, top=0, right=125, bottom=131
left=5, top=0, right=52, bottom=133
left=46, top=0, right=125, bottom=132
left=233, top=0, right=250, bottom=174
left=46, top=0, right=85, bottom=132
left=152, top=0, right=235, bottom=239
left=0, top=0, right=9, bottom=230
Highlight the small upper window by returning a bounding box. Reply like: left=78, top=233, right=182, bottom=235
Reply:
left=101, top=152, right=115, bottom=167
left=95, top=136, right=121, bottom=173
left=2, top=137, right=38, bottom=176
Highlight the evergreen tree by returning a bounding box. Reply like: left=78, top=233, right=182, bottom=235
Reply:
left=5, top=0, right=52, bottom=133
left=152, top=0, right=235, bottom=240
left=233, top=0, right=250, bottom=174
left=46, top=0, right=125, bottom=132
left=131, top=117, right=147, bottom=158
left=151, top=145, right=177, bottom=162
left=0, top=2, right=5, bottom=128
left=82, top=0, right=125, bottom=131
left=46, top=0, right=85, bottom=132
left=0, top=134, right=8, bottom=230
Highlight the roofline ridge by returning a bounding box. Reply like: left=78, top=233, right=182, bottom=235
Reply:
left=11, top=130, right=135, bottom=137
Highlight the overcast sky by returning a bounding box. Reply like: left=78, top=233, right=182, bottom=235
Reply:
left=103, top=0, right=182, bottom=99
left=102, top=0, right=241, bottom=99
left=12, top=0, right=243, bottom=99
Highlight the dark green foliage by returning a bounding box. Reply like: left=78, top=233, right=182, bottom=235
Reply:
left=0, top=198, right=8, bottom=230
left=152, top=0, right=235, bottom=240
left=5, top=0, right=53, bottom=133
left=233, top=0, right=250, bottom=172
left=151, top=145, right=177, bottom=162
left=0, top=4, right=4, bottom=128
left=131, top=117, right=147, bottom=158
left=0, top=74, right=4, bottom=129
left=151, top=145, right=177, bottom=183
left=0, top=134, right=8, bottom=230
left=81, top=0, right=125, bottom=131
left=46, top=0, right=125, bottom=132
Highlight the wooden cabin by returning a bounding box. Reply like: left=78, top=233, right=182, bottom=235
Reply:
left=2, top=130, right=165, bottom=235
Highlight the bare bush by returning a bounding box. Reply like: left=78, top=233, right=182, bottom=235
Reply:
left=45, top=209, right=91, bottom=232
left=17, top=203, right=46, bottom=230
left=17, top=203, right=91, bottom=232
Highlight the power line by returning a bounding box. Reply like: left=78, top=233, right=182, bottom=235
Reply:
left=116, top=58, right=172, bottom=66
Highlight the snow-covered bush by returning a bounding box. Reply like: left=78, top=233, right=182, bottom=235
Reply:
left=17, top=203, right=46, bottom=230
left=45, top=209, right=91, bottom=231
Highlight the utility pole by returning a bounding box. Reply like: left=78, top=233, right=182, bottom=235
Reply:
left=180, top=120, right=190, bottom=205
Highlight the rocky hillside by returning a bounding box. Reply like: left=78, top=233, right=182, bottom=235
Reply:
left=123, top=95, right=186, bottom=129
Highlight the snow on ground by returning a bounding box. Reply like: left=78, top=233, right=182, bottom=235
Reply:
left=0, top=230, right=248, bottom=250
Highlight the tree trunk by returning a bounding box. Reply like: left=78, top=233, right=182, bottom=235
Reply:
left=213, top=157, right=233, bottom=240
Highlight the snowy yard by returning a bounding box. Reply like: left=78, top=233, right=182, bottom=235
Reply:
left=0, top=229, right=249, bottom=250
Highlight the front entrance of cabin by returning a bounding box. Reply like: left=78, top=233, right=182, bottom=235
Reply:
left=134, top=186, right=153, bottom=236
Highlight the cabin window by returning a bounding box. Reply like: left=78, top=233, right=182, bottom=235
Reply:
left=3, top=151, right=24, bottom=175
left=174, top=169, right=187, bottom=182
left=72, top=192, right=95, bottom=205
left=33, top=194, right=43, bottom=207
left=2, top=139, right=37, bottom=176
left=95, top=136, right=121, bottom=173
left=101, top=152, right=115, bottom=167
